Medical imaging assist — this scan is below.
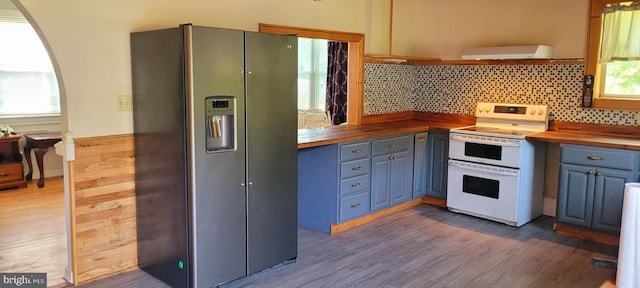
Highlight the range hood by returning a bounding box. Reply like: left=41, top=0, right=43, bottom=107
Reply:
left=461, top=45, right=554, bottom=60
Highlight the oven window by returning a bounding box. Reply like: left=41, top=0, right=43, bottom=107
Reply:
left=462, top=175, right=499, bottom=199
left=464, top=142, right=502, bottom=160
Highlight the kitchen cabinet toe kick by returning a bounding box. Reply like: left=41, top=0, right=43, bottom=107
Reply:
left=330, top=198, right=423, bottom=235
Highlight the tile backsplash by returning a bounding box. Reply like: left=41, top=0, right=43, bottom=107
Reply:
left=364, top=63, right=639, bottom=126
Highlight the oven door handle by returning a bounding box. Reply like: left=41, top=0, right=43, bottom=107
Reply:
left=448, top=161, right=519, bottom=177
left=449, top=134, right=521, bottom=147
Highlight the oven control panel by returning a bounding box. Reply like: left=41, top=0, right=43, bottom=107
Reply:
left=475, top=102, right=548, bottom=122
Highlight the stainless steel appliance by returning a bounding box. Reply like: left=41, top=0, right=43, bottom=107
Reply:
left=447, top=102, right=548, bottom=227
left=131, top=24, right=298, bottom=288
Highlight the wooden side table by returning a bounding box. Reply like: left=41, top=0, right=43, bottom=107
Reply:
left=23, top=133, right=62, bottom=188
left=0, top=134, right=27, bottom=190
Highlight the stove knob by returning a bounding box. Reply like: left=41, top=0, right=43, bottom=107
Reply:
left=538, top=109, right=545, bottom=116
left=529, top=108, right=536, bottom=115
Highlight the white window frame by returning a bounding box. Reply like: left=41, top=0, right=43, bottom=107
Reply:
left=0, top=8, right=61, bottom=127
left=298, top=38, right=328, bottom=111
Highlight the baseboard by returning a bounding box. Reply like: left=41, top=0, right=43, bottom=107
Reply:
left=543, top=197, right=556, bottom=217
left=421, top=196, right=446, bottom=208
left=28, top=168, right=64, bottom=180
left=64, top=266, right=73, bottom=284
left=555, top=223, right=619, bottom=246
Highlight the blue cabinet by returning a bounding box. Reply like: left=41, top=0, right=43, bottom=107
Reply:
left=298, top=144, right=338, bottom=234
left=556, top=144, right=640, bottom=235
left=298, top=132, right=420, bottom=233
left=413, top=132, right=428, bottom=198
left=425, top=131, right=449, bottom=199
left=557, top=163, right=594, bottom=228
left=370, top=135, right=413, bottom=212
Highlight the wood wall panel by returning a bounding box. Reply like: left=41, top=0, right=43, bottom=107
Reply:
left=71, top=134, right=137, bottom=284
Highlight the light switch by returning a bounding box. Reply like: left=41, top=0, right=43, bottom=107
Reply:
left=116, top=95, right=132, bottom=111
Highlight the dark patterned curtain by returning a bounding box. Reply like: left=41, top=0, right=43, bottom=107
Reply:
left=326, top=41, right=348, bottom=125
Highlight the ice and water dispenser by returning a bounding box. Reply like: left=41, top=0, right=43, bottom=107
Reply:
left=205, top=96, right=236, bottom=152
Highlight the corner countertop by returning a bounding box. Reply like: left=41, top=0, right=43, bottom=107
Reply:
left=526, top=131, right=640, bottom=151
left=298, top=120, right=470, bottom=149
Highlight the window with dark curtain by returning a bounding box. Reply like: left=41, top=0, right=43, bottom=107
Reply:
left=325, top=41, right=348, bottom=125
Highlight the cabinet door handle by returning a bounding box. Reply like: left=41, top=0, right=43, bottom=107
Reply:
left=0, top=173, right=8, bottom=177
left=352, top=166, right=361, bottom=171
left=389, top=155, right=396, bottom=160
left=351, top=183, right=361, bottom=188
left=587, top=156, right=603, bottom=160
left=587, top=170, right=594, bottom=175
left=595, top=172, right=602, bottom=176
left=351, top=203, right=360, bottom=208
left=352, top=149, right=361, bottom=154
left=388, top=144, right=396, bottom=148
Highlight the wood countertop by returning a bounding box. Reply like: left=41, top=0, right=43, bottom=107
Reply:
left=298, top=112, right=640, bottom=151
left=527, top=130, right=640, bottom=151
left=298, top=120, right=470, bottom=149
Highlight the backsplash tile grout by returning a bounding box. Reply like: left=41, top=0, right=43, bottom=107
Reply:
left=364, top=63, right=638, bottom=126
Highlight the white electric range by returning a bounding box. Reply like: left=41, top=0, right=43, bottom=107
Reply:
left=447, top=102, right=549, bottom=227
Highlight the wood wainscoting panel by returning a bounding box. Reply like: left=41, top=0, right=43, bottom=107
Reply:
left=71, top=134, right=137, bottom=284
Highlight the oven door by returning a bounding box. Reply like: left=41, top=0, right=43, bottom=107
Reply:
left=446, top=159, right=519, bottom=225
left=449, top=133, right=522, bottom=168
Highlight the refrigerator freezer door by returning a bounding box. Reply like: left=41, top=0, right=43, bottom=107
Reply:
left=245, top=31, right=298, bottom=274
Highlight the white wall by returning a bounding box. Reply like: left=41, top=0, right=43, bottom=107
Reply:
left=15, top=0, right=367, bottom=138
left=15, top=0, right=589, bottom=138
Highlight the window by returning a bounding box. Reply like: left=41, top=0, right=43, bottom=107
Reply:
left=585, top=0, right=640, bottom=109
left=298, top=38, right=328, bottom=110
left=0, top=14, right=60, bottom=116
left=258, top=23, right=364, bottom=125
left=600, top=2, right=640, bottom=98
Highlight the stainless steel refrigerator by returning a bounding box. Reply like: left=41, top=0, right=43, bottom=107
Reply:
left=131, top=24, right=298, bottom=288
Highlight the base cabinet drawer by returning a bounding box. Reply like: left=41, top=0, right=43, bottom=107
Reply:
left=339, top=192, right=370, bottom=222
left=0, top=163, right=24, bottom=182
left=340, top=174, right=370, bottom=196
left=560, top=144, right=639, bottom=170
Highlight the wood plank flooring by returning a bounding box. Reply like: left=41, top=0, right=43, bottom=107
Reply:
left=0, top=176, right=68, bottom=287
left=73, top=204, right=618, bottom=288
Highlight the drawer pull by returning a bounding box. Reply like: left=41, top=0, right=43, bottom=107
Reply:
left=351, top=203, right=361, bottom=208
left=596, top=172, right=602, bottom=176
left=352, top=166, right=361, bottom=171
left=587, top=156, right=603, bottom=160
left=352, top=149, right=361, bottom=154
left=388, top=144, right=396, bottom=148
left=0, top=173, right=8, bottom=177
left=351, top=183, right=361, bottom=188
left=587, top=170, right=594, bottom=175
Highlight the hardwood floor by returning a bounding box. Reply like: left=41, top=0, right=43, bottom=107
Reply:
left=73, top=204, right=618, bottom=288
left=0, top=176, right=68, bottom=288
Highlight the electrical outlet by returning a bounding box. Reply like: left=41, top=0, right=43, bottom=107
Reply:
left=363, top=101, right=370, bottom=114
left=116, top=95, right=132, bottom=112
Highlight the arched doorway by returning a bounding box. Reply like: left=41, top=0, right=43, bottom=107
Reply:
left=0, top=0, right=70, bottom=286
